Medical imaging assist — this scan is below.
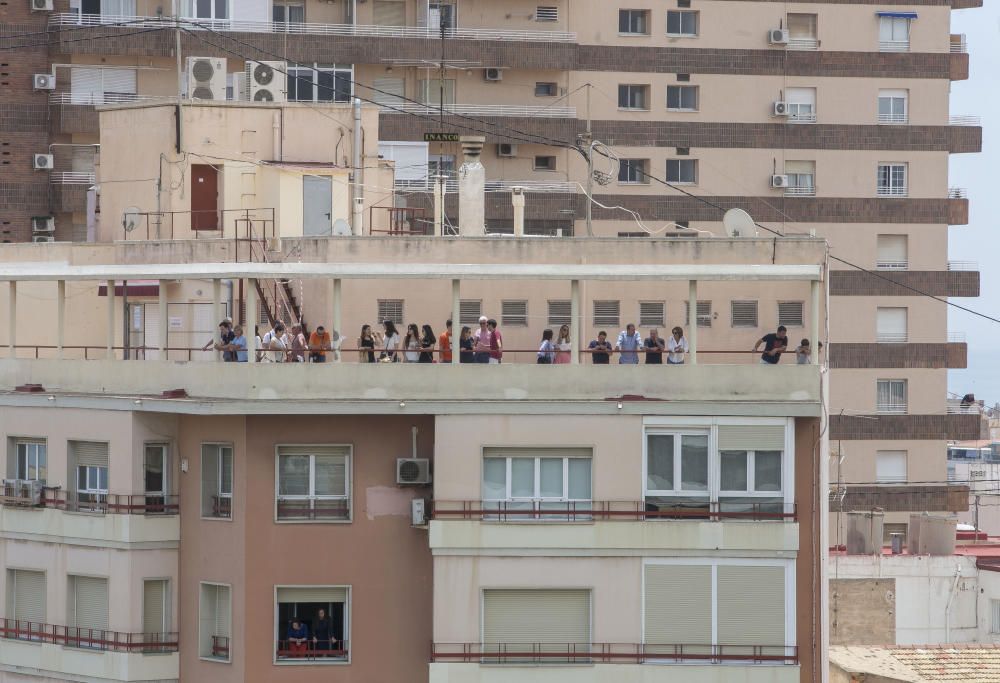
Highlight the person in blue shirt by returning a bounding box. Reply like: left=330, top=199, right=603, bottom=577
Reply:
left=588, top=331, right=612, bottom=364
left=615, top=324, right=642, bottom=364
left=287, top=618, right=309, bottom=656
left=226, top=325, right=248, bottom=362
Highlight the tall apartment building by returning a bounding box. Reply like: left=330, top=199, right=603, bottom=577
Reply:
left=0, top=236, right=827, bottom=683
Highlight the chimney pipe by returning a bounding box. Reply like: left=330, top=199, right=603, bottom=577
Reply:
left=458, top=136, right=485, bottom=236
left=511, top=187, right=525, bottom=236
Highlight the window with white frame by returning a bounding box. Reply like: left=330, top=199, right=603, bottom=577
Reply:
left=502, top=300, right=528, bottom=326
left=786, top=13, right=818, bottom=49
left=785, top=88, right=816, bottom=123
left=666, top=85, right=699, bottom=111
left=666, top=10, right=698, bottom=36
left=272, top=3, right=305, bottom=25
left=877, top=163, right=907, bottom=196
left=276, top=446, right=351, bottom=521
left=67, top=575, right=109, bottom=648
left=184, top=0, right=228, bottom=20
left=276, top=586, right=349, bottom=662
left=534, top=82, right=558, bottom=97
left=876, top=307, right=908, bottom=343
left=876, top=234, right=908, bottom=270
left=719, top=449, right=783, bottom=514
left=418, top=78, right=456, bottom=106
left=619, top=9, right=650, bottom=35
left=618, top=84, right=650, bottom=110
left=784, top=161, right=815, bottom=196
left=876, top=379, right=908, bottom=414
left=879, top=15, right=911, bottom=52
left=876, top=450, right=907, bottom=483
left=730, top=301, right=758, bottom=328
left=645, top=432, right=710, bottom=514
left=778, top=302, right=804, bottom=328
left=143, top=579, right=168, bottom=637
left=481, top=448, right=592, bottom=520
left=69, top=441, right=108, bottom=511
left=667, top=159, right=697, bottom=184
left=618, top=159, right=649, bottom=184
left=201, top=444, right=233, bottom=519
left=878, top=89, right=908, bottom=124
left=287, top=64, right=352, bottom=103
left=199, top=583, right=231, bottom=661
left=13, top=440, right=46, bottom=482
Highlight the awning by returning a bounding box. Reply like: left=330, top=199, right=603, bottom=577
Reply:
left=876, top=11, right=917, bottom=19
left=97, top=280, right=160, bottom=297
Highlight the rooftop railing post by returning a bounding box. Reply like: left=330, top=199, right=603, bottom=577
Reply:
left=332, top=278, right=342, bottom=344
left=688, top=279, right=698, bottom=364
left=247, top=278, right=258, bottom=363
left=106, top=279, right=115, bottom=359
left=57, top=280, right=66, bottom=359
left=7, top=281, right=15, bottom=357
left=451, top=279, right=460, bottom=364
left=810, top=279, right=820, bottom=365
left=570, top=279, right=580, bottom=364
left=158, top=281, right=167, bottom=359
left=213, top=278, right=222, bottom=361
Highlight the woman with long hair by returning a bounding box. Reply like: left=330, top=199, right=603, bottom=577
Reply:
left=459, top=326, right=474, bottom=363
left=537, top=328, right=555, bottom=364
left=382, top=320, right=400, bottom=362
left=403, top=323, right=421, bottom=363
left=554, top=324, right=572, bottom=364
left=419, top=324, right=436, bottom=363
left=358, top=324, right=378, bottom=363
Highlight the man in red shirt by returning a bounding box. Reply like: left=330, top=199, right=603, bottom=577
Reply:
left=438, top=319, right=453, bottom=363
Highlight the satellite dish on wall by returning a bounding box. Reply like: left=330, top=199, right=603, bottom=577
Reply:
left=332, top=219, right=352, bottom=236
left=723, top=208, right=759, bottom=238
left=123, top=206, right=143, bottom=233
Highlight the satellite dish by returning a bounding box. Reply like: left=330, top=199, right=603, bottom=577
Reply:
left=123, top=206, right=143, bottom=233
left=723, top=208, right=759, bottom=238
left=332, top=219, right=352, bottom=237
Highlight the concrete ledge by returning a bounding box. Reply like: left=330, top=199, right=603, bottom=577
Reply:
left=827, top=343, right=967, bottom=370
left=0, top=506, right=180, bottom=545
left=429, top=663, right=801, bottom=683
left=830, top=414, right=987, bottom=441
left=840, top=484, right=969, bottom=513
left=0, top=640, right=178, bottom=682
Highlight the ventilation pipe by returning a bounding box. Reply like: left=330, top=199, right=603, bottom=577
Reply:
left=511, top=186, right=525, bottom=236
left=458, top=136, right=486, bottom=236
left=352, top=98, right=364, bottom=235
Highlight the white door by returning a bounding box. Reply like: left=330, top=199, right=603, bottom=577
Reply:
left=144, top=303, right=161, bottom=360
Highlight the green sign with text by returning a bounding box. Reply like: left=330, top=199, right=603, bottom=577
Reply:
left=423, top=133, right=461, bottom=142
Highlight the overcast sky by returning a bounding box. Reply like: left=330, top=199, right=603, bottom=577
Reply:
left=947, top=5, right=999, bottom=409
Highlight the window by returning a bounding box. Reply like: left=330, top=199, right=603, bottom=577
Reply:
left=199, top=583, right=231, bottom=661
left=877, top=163, right=907, bottom=197
left=784, top=161, right=815, bottom=196
left=666, top=10, right=698, bottom=36
left=287, top=64, right=352, bottom=103
left=272, top=3, right=304, bottom=25
left=877, top=307, right=908, bottom=343
left=428, top=154, right=456, bottom=180
left=876, top=379, right=908, bottom=414
left=785, top=88, right=816, bottom=123
left=6, top=570, right=45, bottom=630
left=619, top=9, right=649, bottom=35
left=618, top=159, right=649, bottom=184
left=547, top=300, right=571, bottom=326
left=878, top=89, right=908, bottom=124
left=666, top=85, right=699, bottom=111
left=992, top=599, right=1000, bottom=635
left=373, top=0, right=405, bottom=26
left=143, top=579, right=169, bottom=640
left=534, top=156, right=556, bottom=171
left=201, top=444, right=233, bottom=519
left=502, top=300, right=528, bottom=326
left=276, top=586, right=349, bottom=662
left=685, top=300, right=712, bottom=327
left=185, top=0, right=228, bottom=20
left=667, top=159, right=697, bottom=184
left=276, top=446, right=351, bottom=521
left=70, top=66, right=137, bottom=105
left=645, top=432, right=710, bottom=514
left=482, top=448, right=592, bottom=520
left=786, top=13, right=818, bottom=49
left=377, top=299, right=404, bottom=325
left=69, top=441, right=108, bottom=511
left=67, top=575, right=109, bottom=649
left=483, top=589, right=590, bottom=662
left=719, top=450, right=784, bottom=513
left=14, top=440, right=46, bottom=482
left=618, top=84, right=649, bottom=110
left=879, top=15, right=911, bottom=52
left=593, top=300, right=620, bottom=327
left=639, top=302, right=665, bottom=327
left=428, top=1, right=456, bottom=30
left=535, top=6, right=558, bottom=22
left=778, top=302, right=804, bottom=328
left=876, top=234, right=908, bottom=270
left=876, top=451, right=907, bottom=483
left=459, top=300, right=482, bottom=325
left=731, top=301, right=758, bottom=328
left=534, top=82, right=557, bottom=97
left=418, top=78, right=456, bottom=106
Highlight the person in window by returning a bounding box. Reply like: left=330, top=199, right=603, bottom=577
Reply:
left=644, top=328, right=665, bottom=364
left=487, top=319, right=503, bottom=364
left=287, top=618, right=309, bottom=656
left=419, top=324, right=436, bottom=363
left=382, top=320, right=400, bottom=362
left=615, top=323, right=642, bottom=364
left=588, top=331, right=612, bottom=364
left=473, top=316, right=493, bottom=364
left=754, top=325, right=788, bottom=364
left=403, top=324, right=421, bottom=363
left=359, top=324, right=379, bottom=363
left=459, top=326, right=474, bottom=363
left=554, top=324, right=572, bottom=364
left=312, top=608, right=333, bottom=653
left=666, top=326, right=689, bottom=365
left=537, top=328, right=555, bottom=364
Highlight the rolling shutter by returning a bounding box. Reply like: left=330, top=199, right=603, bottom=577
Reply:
left=8, top=570, right=46, bottom=623
left=639, top=302, right=665, bottom=327
left=483, top=589, right=590, bottom=645
left=373, top=78, right=405, bottom=106
left=200, top=584, right=230, bottom=657
left=717, top=566, right=785, bottom=651
left=71, top=68, right=103, bottom=104
left=373, top=0, right=405, bottom=25
left=72, top=576, right=109, bottom=630
left=502, top=300, right=528, bottom=326
left=717, top=425, right=785, bottom=452
left=644, top=565, right=711, bottom=654
left=69, top=441, right=109, bottom=469
left=215, top=587, right=231, bottom=639
left=101, top=68, right=137, bottom=98
left=276, top=587, right=348, bottom=603
left=143, top=580, right=166, bottom=634
left=459, top=300, right=483, bottom=325
left=483, top=447, right=592, bottom=460
left=731, top=301, right=758, bottom=328
left=593, top=301, right=620, bottom=328
left=877, top=235, right=907, bottom=265
left=547, top=300, right=571, bottom=326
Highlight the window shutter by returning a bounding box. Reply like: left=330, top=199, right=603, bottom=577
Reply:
left=717, top=566, right=785, bottom=651
left=644, top=565, right=711, bottom=653
left=876, top=451, right=907, bottom=483
left=70, top=441, right=109, bottom=469
left=215, top=586, right=231, bottom=639
left=143, top=580, right=166, bottom=634
left=101, top=68, right=137, bottom=97
left=876, top=235, right=908, bottom=266
left=730, top=301, right=758, bottom=328
left=717, top=425, right=785, bottom=451
left=502, top=300, right=528, bottom=326
left=276, top=587, right=348, bottom=603
left=639, top=302, right=665, bottom=327
left=786, top=13, right=816, bottom=38
left=72, top=576, right=109, bottom=630
left=377, top=299, right=404, bottom=325
left=778, top=302, right=804, bottom=327
left=71, top=68, right=103, bottom=104
left=547, top=300, right=571, bottom=326
left=992, top=600, right=1000, bottom=634
left=877, top=308, right=907, bottom=342
left=200, top=584, right=230, bottom=657
left=372, top=78, right=405, bottom=106
left=483, top=589, right=589, bottom=645
left=685, top=301, right=712, bottom=327
left=459, top=300, right=483, bottom=325
left=783, top=161, right=814, bottom=175
left=373, top=0, right=405, bottom=25
left=483, top=447, right=593, bottom=460
left=8, top=570, right=46, bottom=623
left=592, top=300, right=620, bottom=327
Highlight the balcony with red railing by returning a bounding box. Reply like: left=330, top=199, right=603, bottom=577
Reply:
left=39, top=489, right=179, bottom=515
left=211, top=635, right=231, bottom=659
left=276, top=639, right=350, bottom=662
left=431, top=500, right=797, bottom=522
left=431, top=642, right=798, bottom=665
left=0, top=619, right=178, bottom=653
left=276, top=497, right=350, bottom=521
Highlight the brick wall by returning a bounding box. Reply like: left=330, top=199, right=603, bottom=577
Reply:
left=828, top=342, right=967, bottom=369
left=50, top=104, right=99, bottom=136
left=830, top=579, right=896, bottom=646
left=830, top=270, right=980, bottom=297
left=830, top=414, right=987, bottom=441
left=839, top=485, right=970, bottom=512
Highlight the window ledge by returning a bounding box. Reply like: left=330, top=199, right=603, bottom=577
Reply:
left=274, top=518, right=353, bottom=524
left=618, top=181, right=651, bottom=186
left=199, top=656, right=231, bottom=664
left=618, top=33, right=651, bottom=37
left=617, top=107, right=651, bottom=112
left=666, top=33, right=699, bottom=38
left=273, top=659, right=351, bottom=666
left=666, top=108, right=699, bottom=113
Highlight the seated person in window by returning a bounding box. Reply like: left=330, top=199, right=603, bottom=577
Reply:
left=312, top=608, right=334, bottom=652
left=287, top=618, right=309, bottom=655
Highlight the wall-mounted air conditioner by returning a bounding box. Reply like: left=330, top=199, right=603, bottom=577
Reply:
left=247, top=60, right=287, bottom=103
left=31, top=216, right=55, bottom=233
left=771, top=174, right=790, bottom=188
left=484, top=68, right=503, bottom=82
left=33, top=74, right=55, bottom=90
left=186, top=57, right=227, bottom=100
left=31, top=0, right=54, bottom=11
left=396, top=458, right=431, bottom=485
left=768, top=28, right=789, bottom=45
left=773, top=101, right=789, bottom=117
left=32, top=235, right=55, bottom=243
left=497, top=143, right=517, bottom=158
left=33, top=154, right=54, bottom=170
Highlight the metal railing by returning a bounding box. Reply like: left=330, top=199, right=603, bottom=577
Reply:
left=949, top=115, right=981, bottom=126
left=48, top=92, right=173, bottom=106
left=948, top=260, right=978, bottom=271
left=211, top=635, right=230, bottom=659
left=787, top=38, right=818, bottom=50
left=876, top=401, right=908, bottom=414
left=210, top=495, right=232, bottom=519
left=431, top=500, right=797, bottom=522
left=38, top=489, right=179, bottom=515
left=0, top=620, right=178, bottom=653
left=121, top=207, right=276, bottom=243
left=787, top=113, right=817, bottom=124
left=276, top=639, right=349, bottom=660
left=380, top=102, right=575, bottom=118
left=876, top=333, right=908, bottom=344
left=47, top=13, right=577, bottom=42
left=879, top=40, right=910, bottom=52
left=395, top=179, right=577, bottom=193
left=948, top=398, right=983, bottom=415
left=948, top=332, right=967, bottom=343
left=783, top=186, right=816, bottom=197
left=878, top=113, right=908, bottom=125
left=949, top=187, right=968, bottom=199
left=50, top=171, right=95, bottom=185
left=877, top=186, right=908, bottom=198
left=875, top=260, right=908, bottom=270
left=950, top=34, right=968, bottom=53
left=431, top=642, right=798, bottom=665
left=276, top=497, right=350, bottom=521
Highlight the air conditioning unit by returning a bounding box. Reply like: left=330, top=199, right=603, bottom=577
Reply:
left=771, top=174, right=790, bottom=188
left=484, top=68, right=503, bottom=82
left=31, top=216, right=55, bottom=233
left=1, top=479, right=42, bottom=505
left=497, top=143, right=517, bottom=158
left=396, top=458, right=431, bottom=485
left=32, top=235, right=55, bottom=243
left=31, top=0, right=54, bottom=11
left=247, top=60, right=287, bottom=103
left=186, top=57, right=227, bottom=100
left=411, top=498, right=427, bottom=526
left=33, top=74, right=55, bottom=90
left=768, top=28, right=789, bottom=45
left=773, top=101, right=789, bottom=117
left=33, top=154, right=54, bottom=170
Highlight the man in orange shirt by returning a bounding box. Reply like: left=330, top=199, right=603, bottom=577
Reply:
left=438, top=319, right=453, bottom=363
left=309, top=325, right=332, bottom=363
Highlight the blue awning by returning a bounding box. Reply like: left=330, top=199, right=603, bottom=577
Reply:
left=877, top=11, right=918, bottom=19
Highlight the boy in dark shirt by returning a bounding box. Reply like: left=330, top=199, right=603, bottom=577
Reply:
left=754, top=325, right=788, bottom=364
left=588, top=331, right=612, bottom=364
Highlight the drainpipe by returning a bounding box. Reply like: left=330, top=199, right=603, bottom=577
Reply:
left=272, top=111, right=281, bottom=162
left=352, top=98, right=363, bottom=235
left=945, top=565, right=962, bottom=643
left=458, top=136, right=485, bottom=236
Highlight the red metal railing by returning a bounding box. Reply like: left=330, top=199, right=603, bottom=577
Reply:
left=431, top=500, right=797, bottom=522
left=276, top=639, right=349, bottom=660
left=211, top=635, right=231, bottom=659
left=0, top=620, right=178, bottom=653
left=211, top=495, right=232, bottom=519
left=430, top=642, right=798, bottom=665
left=38, top=489, right=179, bottom=515
left=276, top=498, right=350, bottom=521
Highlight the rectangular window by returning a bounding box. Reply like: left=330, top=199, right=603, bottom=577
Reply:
left=878, top=89, right=908, bottom=124
left=879, top=16, right=911, bottom=52
left=876, top=451, right=907, bottom=483
left=276, top=446, right=351, bottom=521
left=534, top=82, right=557, bottom=97
left=666, top=85, right=699, bottom=111
left=639, top=301, right=665, bottom=327
left=784, top=160, right=815, bottom=196
left=482, top=448, right=592, bottom=521
left=666, top=10, right=698, bottom=36
left=67, top=575, right=109, bottom=649
left=876, top=234, right=908, bottom=270
left=618, top=84, right=649, bottom=110
left=785, top=87, right=816, bottom=123
left=288, top=64, right=352, bottom=103
left=186, top=0, right=228, bottom=20
left=877, top=163, right=907, bottom=197
left=618, top=159, right=649, bottom=184
left=547, top=300, right=571, bottom=326
left=459, top=300, right=483, bottom=325
left=533, top=156, right=556, bottom=171
left=276, top=586, right=349, bottom=662
left=619, top=9, right=649, bottom=35
left=535, top=6, right=558, bottom=22
left=428, top=1, right=456, bottom=29
left=645, top=432, right=711, bottom=515
left=501, top=300, right=528, bottom=327
left=143, top=579, right=168, bottom=638
left=272, top=3, right=305, bottom=25
left=992, top=600, right=1000, bottom=635
left=685, top=300, right=712, bottom=327
left=786, top=13, right=818, bottom=49
left=483, top=589, right=590, bottom=662
left=377, top=299, right=404, bottom=325
left=69, top=441, right=108, bottom=512
left=876, top=379, right=908, bottom=414
left=730, top=301, right=758, bottom=328
left=199, top=583, right=231, bottom=661
left=778, top=302, right=804, bottom=327
left=201, top=444, right=233, bottom=519
left=418, top=79, right=456, bottom=106
left=876, top=307, right=908, bottom=343
left=667, top=159, right=697, bottom=184
left=6, top=569, right=46, bottom=627
left=14, top=440, right=46, bottom=482
left=593, top=300, right=620, bottom=327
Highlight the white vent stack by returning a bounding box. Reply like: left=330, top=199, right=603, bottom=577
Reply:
left=511, top=187, right=525, bottom=236
left=458, top=136, right=486, bottom=236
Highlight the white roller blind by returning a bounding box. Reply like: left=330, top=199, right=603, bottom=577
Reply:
left=644, top=565, right=711, bottom=651
left=373, top=78, right=405, bottom=106
left=276, top=586, right=348, bottom=603
left=215, top=587, right=231, bottom=638
left=877, top=308, right=908, bottom=340
left=876, top=450, right=907, bottom=483
left=72, top=576, right=109, bottom=630
left=717, top=426, right=785, bottom=452
left=717, top=566, right=785, bottom=647
left=101, top=68, right=137, bottom=95
left=71, top=68, right=102, bottom=104
left=101, top=0, right=136, bottom=16
left=784, top=161, right=814, bottom=175
left=8, top=570, right=46, bottom=623
left=876, top=235, right=907, bottom=263
left=200, top=584, right=230, bottom=657
left=373, top=0, right=405, bottom=25
left=483, top=447, right=593, bottom=460
left=69, top=441, right=109, bottom=468
left=377, top=142, right=429, bottom=182
left=143, top=580, right=166, bottom=634
left=483, top=589, right=590, bottom=645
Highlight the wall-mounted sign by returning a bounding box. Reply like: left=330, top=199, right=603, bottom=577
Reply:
left=423, top=133, right=461, bottom=142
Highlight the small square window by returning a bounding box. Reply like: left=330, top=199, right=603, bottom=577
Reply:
left=618, top=159, right=649, bottom=184
left=619, top=9, right=650, bottom=35
left=618, top=84, right=649, bottom=110
left=459, top=300, right=483, bottom=325
left=667, top=10, right=698, bottom=36
left=534, top=82, right=558, bottom=97
left=534, top=156, right=557, bottom=171
left=675, top=147, right=690, bottom=155
left=667, top=86, right=698, bottom=111
left=667, top=159, right=697, bottom=184
left=778, top=301, right=804, bottom=327
left=676, top=73, right=691, bottom=82
left=639, top=302, right=665, bottom=327
left=548, top=300, right=571, bottom=326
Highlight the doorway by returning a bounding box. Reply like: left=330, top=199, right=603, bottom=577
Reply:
left=303, top=175, right=333, bottom=236
left=191, top=164, right=220, bottom=231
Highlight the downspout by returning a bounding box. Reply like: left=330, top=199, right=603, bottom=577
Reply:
left=945, top=565, right=962, bottom=643
left=352, top=98, right=363, bottom=235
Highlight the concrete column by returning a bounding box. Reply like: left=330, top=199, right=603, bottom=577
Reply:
left=433, top=176, right=444, bottom=237
left=512, top=188, right=525, bottom=237
left=332, top=278, right=342, bottom=337
left=451, top=279, right=460, bottom=364
left=57, top=281, right=66, bottom=359
left=158, top=281, right=168, bottom=357
left=570, top=279, right=580, bottom=365
left=7, top=281, right=15, bottom=357
left=688, top=279, right=698, bottom=365
left=247, top=279, right=258, bottom=363
left=458, top=136, right=486, bottom=236
left=106, top=280, right=115, bottom=359
left=811, top=279, right=821, bottom=365
left=212, top=278, right=222, bottom=361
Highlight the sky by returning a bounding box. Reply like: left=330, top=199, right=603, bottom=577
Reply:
left=947, top=4, right=1000, bottom=408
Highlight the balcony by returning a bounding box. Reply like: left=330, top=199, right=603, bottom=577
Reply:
left=787, top=38, right=818, bottom=51
left=276, top=639, right=349, bottom=662
left=276, top=497, right=349, bottom=521
left=784, top=185, right=816, bottom=197
left=878, top=113, right=908, bottom=125
left=951, top=33, right=968, bottom=54
left=394, top=179, right=577, bottom=193
left=431, top=500, right=796, bottom=522
left=381, top=103, right=575, bottom=118
left=51, top=172, right=96, bottom=185
left=0, top=620, right=177, bottom=653
left=877, top=185, right=908, bottom=198
left=950, top=115, right=981, bottom=126
left=431, top=643, right=798, bottom=665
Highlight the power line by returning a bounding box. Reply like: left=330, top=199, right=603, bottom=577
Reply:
left=0, top=25, right=168, bottom=51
